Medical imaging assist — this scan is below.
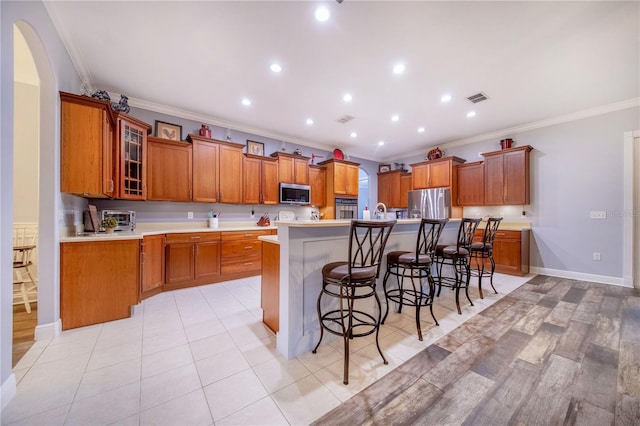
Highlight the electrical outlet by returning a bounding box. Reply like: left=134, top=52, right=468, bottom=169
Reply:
left=187, top=212, right=193, bottom=219
left=590, top=211, right=607, bottom=219
left=593, top=252, right=601, bottom=261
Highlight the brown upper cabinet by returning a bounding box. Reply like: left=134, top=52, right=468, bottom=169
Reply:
left=410, top=156, right=466, bottom=189
left=243, top=154, right=279, bottom=205
left=319, top=158, right=360, bottom=197
left=271, top=152, right=310, bottom=185
left=309, top=165, right=326, bottom=207
left=482, top=146, right=533, bottom=205
left=378, top=170, right=411, bottom=208
left=456, top=161, right=485, bottom=206
left=113, top=112, right=151, bottom=200
left=189, top=134, right=245, bottom=204
left=147, top=137, right=193, bottom=201
left=60, top=92, right=116, bottom=198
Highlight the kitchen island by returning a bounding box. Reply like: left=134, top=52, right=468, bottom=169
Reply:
left=268, top=219, right=462, bottom=359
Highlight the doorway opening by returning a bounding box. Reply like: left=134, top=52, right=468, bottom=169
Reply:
left=358, top=168, right=369, bottom=219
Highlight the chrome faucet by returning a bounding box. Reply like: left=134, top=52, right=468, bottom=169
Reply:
left=374, top=202, right=387, bottom=220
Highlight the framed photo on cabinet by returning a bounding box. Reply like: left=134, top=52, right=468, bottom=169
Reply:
left=247, top=140, right=264, bottom=156
left=378, top=164, right=391, bottom=173
left=155, top=120, right=182, bottom=141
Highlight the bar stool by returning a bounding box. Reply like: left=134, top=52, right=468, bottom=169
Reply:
left=381, top=218, right=448, bottom=341
left=313, top=219, right=396, bottom=385
left=434, top=218, right=481, bottom=314
left=469, top=217, right=503, bottom=299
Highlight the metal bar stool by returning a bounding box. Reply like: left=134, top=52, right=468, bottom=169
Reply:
left=381, top=218, right=448, bottom=341
left=434, top=218, right=481, bottom=314
left=469, top=217, right=503, bottom=299
left=313, top=219, right=396, bottom=385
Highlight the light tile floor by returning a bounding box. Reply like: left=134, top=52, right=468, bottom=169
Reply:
left=3, top=273, right=531, bottom=425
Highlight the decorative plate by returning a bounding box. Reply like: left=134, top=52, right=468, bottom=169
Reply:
left=426, top=147, right=444, bottom=161
left=333, top=148, right=344, bottom=160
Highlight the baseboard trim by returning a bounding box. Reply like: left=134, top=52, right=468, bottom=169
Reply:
left=34, top=319, right=62, bottom=341
left=531, top=266, right=629, bottom=287
left=1, top=373, right=17, bottom=410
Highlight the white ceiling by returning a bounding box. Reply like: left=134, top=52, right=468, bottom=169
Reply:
left=45, top=1, right=639, bottom=161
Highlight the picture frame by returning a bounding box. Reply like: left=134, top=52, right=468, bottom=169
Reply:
left=155, top=120, right=182, bottom=141
left=247, top=140, right=265, bottom=156
left=378, top=164, right=391, bottom=173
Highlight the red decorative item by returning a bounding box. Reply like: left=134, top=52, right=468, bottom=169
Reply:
left=500, top=139, right=514, bottom=149
left=333, top=148, right=344, bottom=160
left=199, top=124, right=211, bottom=138
left=426, top=147, right=444, bottom=161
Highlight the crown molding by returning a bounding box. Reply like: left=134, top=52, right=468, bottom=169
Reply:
left=394, top=97, right=640, bottom=161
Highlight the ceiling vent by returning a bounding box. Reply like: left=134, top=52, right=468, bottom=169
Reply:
left=336, top=115, right=355, bottom=124
left=467, top=92, right=489, bottom=103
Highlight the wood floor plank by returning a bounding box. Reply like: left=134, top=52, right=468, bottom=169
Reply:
left=617, top=342, right=640, bottom=399
left=310, top=399, right=369, bottom=425
left=471, top=329, right=530, bottom=381
left=415, top=371, right=494, bottom=425
left=517, top=322, right=565, bottom=365
left=562, top=287, right=587, bottom=304
left=620, top=296, right=640, bottom=344
left=599, top=295, right=623, bottom=317
left=478, top=295, right=519, bottom=319
left=436, top=322, right=485, bottom=352
left=530, top=276, right=564, bottom=293
left=545, top=300, right=578, bottom=328
left=615, top=394, right=640, bottom=426
left=512, top=354, right=581, bottom=425
left=512, top=304, right=553, bottom=335
left=537, top=297, right=559, bottom=309
left=573, top=343, right=618, bottom=413
left=510, top=288, right=546, bottom=304
left=479, top=300, right=535, bottom=341
left=572, top=300, right=599, bottom=325
left=582, top=286, right=605, bottom=304
left=563, top=397, right=614, bottom=426
left=554, top=320, right=591, bottom=362
left=590, top=313, right=620, bottom=351
left=544, top=279, right=574, bottom=300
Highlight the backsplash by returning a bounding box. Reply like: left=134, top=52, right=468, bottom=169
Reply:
left=463, top=205, right=534, bottom=223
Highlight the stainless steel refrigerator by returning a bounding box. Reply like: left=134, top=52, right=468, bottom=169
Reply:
left=407, top=188, right=451, bottom=219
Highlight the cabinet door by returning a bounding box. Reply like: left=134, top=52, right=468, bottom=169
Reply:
left=261, top=241, right=280, bottom=332
left=61, top=99, right=112, bottom=197
left=377, top=172, right=392, bottom=207
left=195, top=241, right=220, bottom=281
left=411, top=164, right=429, bottom=189
left=333, top=162, right=349, bottom=195
left=346, top=164, right=359, bottom=195
left=504, top=149, right=529, bottom=205
left=309, top=167, right=326, bottom=207
left=262, top=160, right=279, bottom=204
left=492, top=237, right=522, bottom=275
left=118, top=119, right=147, bottom=200
left=278, top=156, right=294, bottom=183
left=147, top=139, right=192, bottom=201
left=399, top=174, right=412, bottom=208
left=219, top=145, right=243, bottom=203
left=456, top=163, right=484, bottom=206
left=141, top=235, right=165, bottom=298
left=429, top=161, right=450, bottom=188
left=243, top=156, right=262, bottom=204
left=193, top=140, right=219, bottom=202
left=294, top=158, right=309, bottom=184
left=165, top=243, right=195, bottom=284
left=484, top=155, right=504, bottom=205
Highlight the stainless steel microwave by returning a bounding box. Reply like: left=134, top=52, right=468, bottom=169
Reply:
left=279, top=183, right=311, bottom=205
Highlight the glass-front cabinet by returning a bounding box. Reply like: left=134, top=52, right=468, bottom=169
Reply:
left=115, top=113, right=151, bottom=200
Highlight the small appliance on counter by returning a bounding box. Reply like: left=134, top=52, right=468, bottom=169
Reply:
left=407, top=188, right=450, bottom=219
left=84, top=209, right=136, bottom=232
left=335, top=197, right=358, bottom=219
left=278, top=211, right=296, bottom=221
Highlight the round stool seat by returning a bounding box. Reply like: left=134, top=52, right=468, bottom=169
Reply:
left=442, top=245, right=470, bottom=258
left=470, top=241, right=492, bottom=252
left=387, top=250, right=432, bottom=265
left=322, top=262, right=377, bottom=282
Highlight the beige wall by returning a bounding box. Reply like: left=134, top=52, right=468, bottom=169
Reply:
left=13, top=81, right=39, bottom=223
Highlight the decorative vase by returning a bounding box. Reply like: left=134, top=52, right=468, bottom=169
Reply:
left=500, top=139, right=514, bottom=150
left=111, top=95, right=130, bottom=113
left=199, top=124, right=211, bottom=138
left=105, top=227, right=115, bottom=234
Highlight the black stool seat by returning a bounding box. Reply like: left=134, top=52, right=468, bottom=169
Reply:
left=382, top=219, right=447, bottom=341
left=434, top=218, right=481, bottom=314
left=313, top=219, right=396, bottom=385
left=469, top=217, right=502, bottom=299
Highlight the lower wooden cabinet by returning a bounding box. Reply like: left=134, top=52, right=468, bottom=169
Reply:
left=164, top=232, right=221, bottom=289
left=61, top=240, right=139, bottom=330
left=261, top=240, right=280, bottom=333
left=221, top=230, right=273, bottom=276
left=140, top=234, right=165, bottom=300
left=473, top=228, right=530, bottom=276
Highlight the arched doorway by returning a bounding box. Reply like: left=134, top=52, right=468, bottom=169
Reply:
left=358, top=168, right=369, bottom=219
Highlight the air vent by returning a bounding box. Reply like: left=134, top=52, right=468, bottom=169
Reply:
left=336, top=115, right=355, bottom=124
left=467, top=92, right=489, bottom=103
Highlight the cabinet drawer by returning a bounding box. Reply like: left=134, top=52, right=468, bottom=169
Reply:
left=222, top=240, right=261, bottom=257
left=221, top=255, right=262, bottom=274
left=165, top=232, right=221, bottom=244
left=494, top=230, right=521, bottom=240
left=221, top=230, right=272, bottom=241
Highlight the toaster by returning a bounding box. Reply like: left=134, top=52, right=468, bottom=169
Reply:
left=84, top=209, right=136, bottom=232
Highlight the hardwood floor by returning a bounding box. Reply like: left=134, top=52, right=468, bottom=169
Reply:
left=13, top=302, right=37, bottom=368
left=313, top=275, right=640, bottom=425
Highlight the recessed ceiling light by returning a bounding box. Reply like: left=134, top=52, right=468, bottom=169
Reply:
left=467, top=111, right=477, bottom=118
left=392, top=63, right=406, bottom=75
left=241, top=98, right=251, bottom=106
left=343, top=93, right=352, bottom=102
left=350, top=132, right=357, bottom=138
left=441, top=94, right=452, bottom=103
left=306, top=118, right=314, bottom=125
left=418, top=127, right=426, bottom=133
left=378, top=140, right=385, bottom=146
left=315, top=6, right=330, bottom=22
left=391, top=115, right=399, bottom=122
left=270, top=63, right=282, bottom=73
